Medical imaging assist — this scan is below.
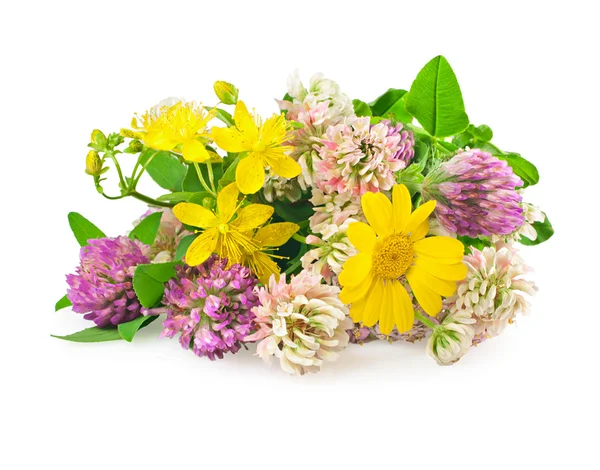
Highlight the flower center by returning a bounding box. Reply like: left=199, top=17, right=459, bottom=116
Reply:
left=253, top=141, right=267, bottom=153
left=372, top=234, right=414, bottom=279
left=218, top=223, right=230, bottom=234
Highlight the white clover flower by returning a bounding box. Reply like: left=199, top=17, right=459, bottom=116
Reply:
left=426, top=310, right=475, bottom=365
left=449, top=243, right=537, bottom=340
left=246, top=271, right=353, bottom=376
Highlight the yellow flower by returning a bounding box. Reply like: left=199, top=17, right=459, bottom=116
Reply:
left=173, top=183, right=273, bottom=266
left=338, top=184, right=467, bottom=334
left=128, top=100, right=215, bottom=162
left=241, top=222, right=300, bottom=283
left=212, top=101, right=301, bottom=194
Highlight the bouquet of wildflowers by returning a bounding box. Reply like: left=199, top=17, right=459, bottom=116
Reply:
left=54, top=55, right=553, bottom=374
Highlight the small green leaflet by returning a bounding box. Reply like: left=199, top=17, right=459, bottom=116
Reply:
left=405, top=55, right=469, bottom=137
left=117, top=315, right=159, bottom=342
left=55, top=294, right=72, bottom=311
left=175, top=234, right=198, bottom=261
left=146, top=152, right=187, bottom=191
left=369, top=88, right=412, bottom=123
left=219, top=153, right=243, bottom=189
left=68, top=212, right=106, bottom=246
left=133, top=262, right=178, bottom=308
left=496, top=153, right=539, bottom=188
left=52, top=326, right=123, bottom=343
left=352, top=99, right=372, bottom=117
left=156, top=192, right=195, bottom=203
left=519, top=215, right=554, bottom=246
left=129, top=212, right=162, bottom=246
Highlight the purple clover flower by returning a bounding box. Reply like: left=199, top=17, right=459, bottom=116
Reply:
left=382, top=119, right=415, bottom=166
left=422, top=149, right=525, bottom=237
left=160, top=255, right=259, bottom=360
left=66, top=236, right=151, bottom=328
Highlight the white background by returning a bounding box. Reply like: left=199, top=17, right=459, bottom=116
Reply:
left=2, top=1, right=598, bottom=468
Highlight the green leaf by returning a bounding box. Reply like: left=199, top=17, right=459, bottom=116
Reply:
left=146, top=152, right=187, bottom=191
left=352, top=99, right=372, bottom=117
left=496, top=152, right=539, bottom=188
left=520, top=215, right=554, bottom=246
left=457, top=235, right=493, bottom=252
left=369, top=88, right=412, bottom=123
left=182, top=164, right=204, bottom=192
left=129, top=211, right=162, bottom=245
left=273, top=200, right=314, bottom=223
left=175, top=233, right=198, bottom=261
left=210, top=107, right=235, bottom=126
left=188, top=191, right=213, bottom=205
left=55, top=294, right=72, bottom=311
left=472, top=124, right=493, bottom=142
left=68, top=212, right=106, bottom=246
left=405, top=55, right=469, bottom=137
left=133, top=262, right=178, bottom=308
left=118, top=315, right=159, bottom=342
left=219, top=153, right=244, bottom=188
left=156, top=192, right=194, bottom=203
left=51, top=326, right=123, bottom=343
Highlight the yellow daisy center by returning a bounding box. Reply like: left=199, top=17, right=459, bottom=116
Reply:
left=372, top=234, right=414, bottom=279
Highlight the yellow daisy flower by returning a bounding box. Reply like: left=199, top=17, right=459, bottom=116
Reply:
left=173, top=183, right=273, bottom=266
left=128, top=100, right=215, bottom=163
left=211, top=101, right=301, bottom=194
left=338, top=184, right=467, bottom=334
left=241, top=222, right=300, bottom=283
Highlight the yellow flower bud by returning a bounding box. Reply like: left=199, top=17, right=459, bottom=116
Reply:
left=85, top=150, right=103, bottom=176
left=90, top=129, right=107, bottom=147
left=213, top=81, right=239, bottom=105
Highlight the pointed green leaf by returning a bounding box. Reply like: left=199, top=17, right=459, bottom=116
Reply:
left=133, top=262, right=178, bottom=308
left=519, top=215, right=554, bottom=246
left=146, top=152, right=187, bottom=191
left=496, top=152, right=539, bottom=188
left=68, top=212, right=106, bottom=246
left=218, top=153, right=243, bottom=189
left=52, top=326, right=122, bottom=343
left=405, top=56, right=469, bottom=137
left=369, top=88, right=412, bottom=123
left=352, top=99, right=372, bottom=117
left=175, top=234, right=198, bottom=261
left=55, top=294, right=72, bottom=311
left=129, top=212, right=162, bottom=245
left=118, top=315, right=159, bottom=342
left=156, top=192, right=195, bottom=203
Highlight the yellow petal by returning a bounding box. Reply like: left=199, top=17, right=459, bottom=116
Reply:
left=251, top=251, right=281, bottom=284
left=145, top=132, right=178, bottom=151
left=232, top=204, right=274, bottom=232
left=406, top=269, right=443, bottom=316
left=410, top=220, right=429, bottom=242
left=413, top=256, right=468, bottom=281
left=173, top=202, right=218, bottom=228
left=182, top=139, right=210, bottom=162
left=407, top=266, right=457, bottom=297
left=217, top=182, right=239, bottom=222
left=185, top=230, right=218, bottom=266
left=362, top=279, right=385, bottom=327
left=413, top=236, right=465, bottom=259
left=235, top=155, right=265, bottom=194
left=212, top=127, right=251, bottom=153
left=349, top=297, right=368, bottom=324
left=392, top=184, right=412, bottom=233
left=266, top=155, right=302, bottom=179
left=378, top=282, right=395, bottom=335
left=253, top=222, right=299, bottom=247
left=234, top=101, right=259, bottom=142
left=346, top=222, right=376, bottom=253
left=403, top=200, right=437, bottom=236
left=339, top=273, right=374, bottom=304
left=391, top=281, right=414, bottom=333
left=338, top=253, right=373, bottom=287
left=361, top=191, right=393, bottom=237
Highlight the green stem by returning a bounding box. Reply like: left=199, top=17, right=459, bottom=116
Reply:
left=130, top=191, right=174, bottom=208
left=133, top=150, right=157, bottom=187
left=291, top=233, right=307, bottom=244
left=194, top=162, right=216, bottom=196
left=414, top=310, right=438, bottom=330
left=101, top=193, right=128, bottom=201
left=107, top=153, right=126, bottom=188
left=206, top=161, right=216, bottom=193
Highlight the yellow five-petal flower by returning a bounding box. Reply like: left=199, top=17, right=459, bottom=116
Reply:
left=173, top=183, right=273, bottom=266
left=212, top=101, right=301, bottom=194
left=338, top=184, right=467, bottom=334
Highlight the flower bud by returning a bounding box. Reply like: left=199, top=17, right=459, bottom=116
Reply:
left=426, top=310, right=475, bottom=366
left=90, top=129, right=107, bottom=148
left=127, top=139, right=144, bottom=153
left=85, top=150, right=103, bottom=176
left=202, top=196, right=216, bottom=210
left=213, top=81, right=239, bottom=105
